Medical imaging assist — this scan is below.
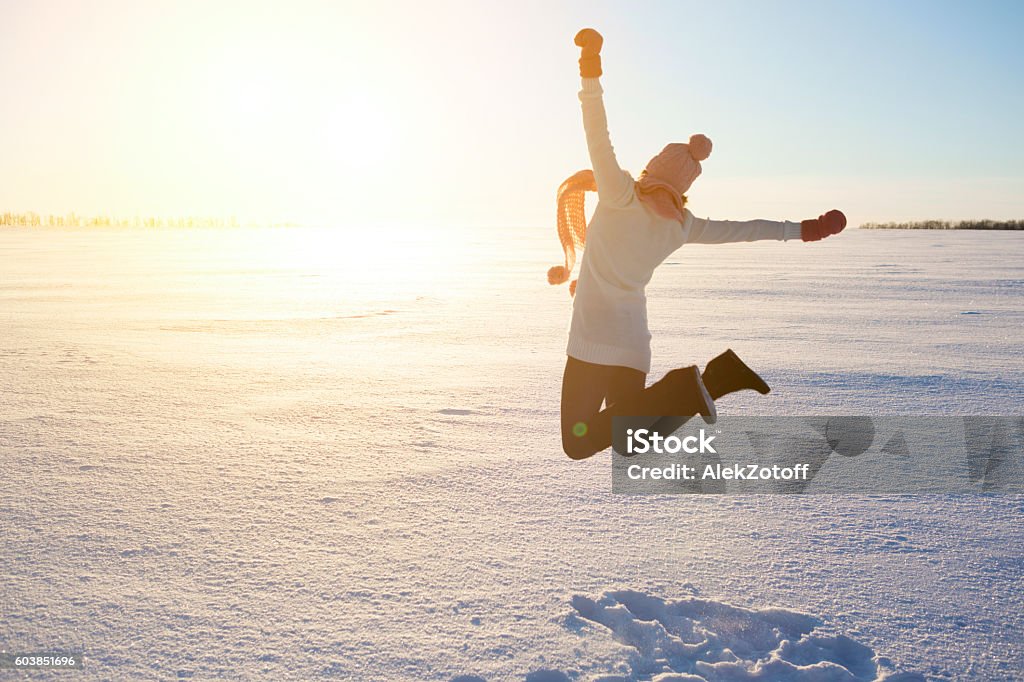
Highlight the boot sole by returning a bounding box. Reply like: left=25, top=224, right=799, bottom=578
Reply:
left=686, top=365, right=717, bottom=425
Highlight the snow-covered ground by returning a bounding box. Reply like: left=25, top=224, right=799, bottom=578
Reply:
left=1, top=227, right=1022, bottom=680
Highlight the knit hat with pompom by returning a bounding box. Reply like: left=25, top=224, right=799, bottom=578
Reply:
left=636, top=134, right=712, bottom=222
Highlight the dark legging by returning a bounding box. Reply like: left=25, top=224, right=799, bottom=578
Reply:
left=560, top=357, right=705, bottom=459
left=559, top=355, right=749, bottom=460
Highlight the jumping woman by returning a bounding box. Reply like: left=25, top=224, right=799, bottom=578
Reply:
left=551, top=29, right=847, bottom=460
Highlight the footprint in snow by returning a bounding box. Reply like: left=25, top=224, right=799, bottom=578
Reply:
left=562, top=589, right=923, bottom=681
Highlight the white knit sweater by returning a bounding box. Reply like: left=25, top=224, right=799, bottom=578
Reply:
left=567, top=78, right=803, bottom=374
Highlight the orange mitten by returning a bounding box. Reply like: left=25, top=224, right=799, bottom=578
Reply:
left=574, top=28, right=603, bottom=78
left=801, top=210, right=847, bottom=242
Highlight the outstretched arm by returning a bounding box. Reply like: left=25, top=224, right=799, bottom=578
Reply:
left=575, top=29, right=634, bottom=207
left=686, top=209, right=847, bottom=244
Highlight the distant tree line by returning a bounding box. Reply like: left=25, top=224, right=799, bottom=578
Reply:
left=0, top=212, right=299, bottom=228
left=861, top=219, right=1024, bottom=230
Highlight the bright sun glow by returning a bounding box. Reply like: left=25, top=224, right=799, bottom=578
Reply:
left=4, top=1, right=1022, bottom=229
left=193, top=32, right=411, bottom=226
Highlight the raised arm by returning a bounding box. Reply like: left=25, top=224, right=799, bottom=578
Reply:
left=686, top=210, right=847, bottom=244
left=575, top=29, right=634, bottom=207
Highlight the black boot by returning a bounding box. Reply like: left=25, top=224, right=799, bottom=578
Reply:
left=649, top=350, right=769, bottom=439
left=611, top=365, right=717, bottom=455
left=702, top=348, right=771, bottom=400
left=663, top=365, right=717, bottom=424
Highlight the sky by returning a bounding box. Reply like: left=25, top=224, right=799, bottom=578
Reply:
left=1, top=0, right=1023, bottom=228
